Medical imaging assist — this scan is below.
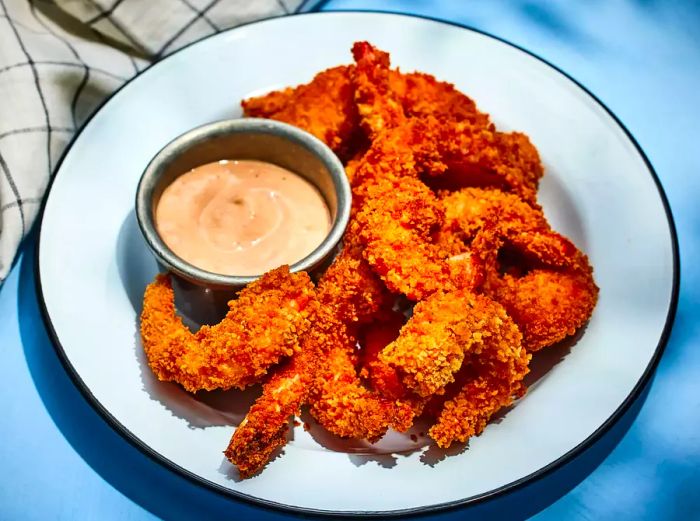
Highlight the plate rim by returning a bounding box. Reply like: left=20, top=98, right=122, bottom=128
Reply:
left=34, top=9, right=681, bottom=518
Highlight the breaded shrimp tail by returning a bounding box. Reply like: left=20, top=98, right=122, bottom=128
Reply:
left=242, top=65, right=360, bottom=160
left=351, top=41, right=406, bottom=137
left=140, top=266, right=314, bottom=392
left=224, top=307, right=322, bottom=478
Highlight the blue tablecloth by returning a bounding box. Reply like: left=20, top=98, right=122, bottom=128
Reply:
left=2, top=1, right=698, bottom=519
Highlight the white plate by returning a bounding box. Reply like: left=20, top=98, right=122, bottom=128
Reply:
left=37, top=11, right=678, bottom=517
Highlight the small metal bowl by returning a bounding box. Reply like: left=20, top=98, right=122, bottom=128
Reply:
left=135, top=118, right=350, bottom=322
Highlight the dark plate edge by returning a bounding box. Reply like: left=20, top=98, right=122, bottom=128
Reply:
left=33, top=9, right=681, bottom=519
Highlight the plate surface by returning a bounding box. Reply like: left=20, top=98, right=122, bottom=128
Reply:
left=37, top=11, right=678, bottom=516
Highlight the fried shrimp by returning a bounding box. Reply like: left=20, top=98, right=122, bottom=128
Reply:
left=477, top=227, right=598, bottom=352
left=427, top=122, right=544, bottom=204
left=351, top=41, right=406, bottom=138
left=428, top=351, right=529, bottom=448
left=308, top=321, right=415, bottom=442
left=241, top=65, right=360, bottom=159
left=359, top=311, right=408, bottom=401
left=441, top=187, right=548, bottom=240
left=356, top=176, right=483, bottom=301
left=224, top=330, right=320, bottom=478
left=140, top=40, right=601, bottom=477
left=308, top=240, right=416, bottom=441
left=388, top=70, right=491, bottom=128
left=140, top=266, right=314, bottom=392
left=227, top=240, right=399, bottom=474
left=380, top=290, right=527, bottom=398
left=490, top=268, right=598, bottom=352
left=351, top=41, right=541, bottom=202
left=225, top=296, right=343, bottom=478
left=316, top=237, right=394, bottom=326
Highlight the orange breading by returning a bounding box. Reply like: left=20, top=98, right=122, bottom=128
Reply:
left=348, top=119, right=445, bottom=209
left=428, top=352, right=529, bottom=448
left=308, top=241, right=416, bottom=441
left=241, top=65, right=360, bottom=159
left=308, top=317, right=415, bottom=442
left=489, top=269, right=598, bottom=352
left=358, top=312, right=432, bottom=421
left=388, top=70, right=491, bottom=128
left=427, top=121, right=544, bottom=204
left=475, top=227, right=598, bottom=352
left=355, top=176, right=483, bottom=301
left=359, top=311, right=407, bottom=399
left=316, top=239, right=394, bottom=326
left=140, top=266, right=314, bottom=392
left=141, top=40, right=602, bottom=477
left=438, top=187, right=598, bottom=352
left=351, top=41, right=492, bottom=134
left=225, top=296, right=326, bottom=478
left=380, top=290, right=527, bottom=398
left=441, top=187, right=548, bottom=240
left=351, top=41, right=406, bottom=138
left=227, top=240, right=398, bottom=474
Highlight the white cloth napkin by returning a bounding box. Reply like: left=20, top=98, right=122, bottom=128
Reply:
left=0, top=0, right=314, bottom=282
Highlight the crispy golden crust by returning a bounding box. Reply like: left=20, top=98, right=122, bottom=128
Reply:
left=157, top=40, right=600, bottom=475
left=224, top=346, right=316, bottom=478
left=475, top=227, right=598, bottom=352
left=441, top=187, right=548, bottom=240
left=439, top=187, right=598, bottom=352
left=317, top=239, right=394, bottom=326
left=308, top=318, right=415, bottom=442
left=225, top=296, right=326, bottom=478
left=380, top=290, right=526, bottom=398
left=308, top=242, right=416, bottom=441
left=356, top=176, right=483, bottom=301
left=388, top=70, right=491, bottom=128
left=489, top=269, right=598, bottom=352
left=428, top=352, right=529, bottom=448
left=351, top=41, right=406, bottom=138
left=359, top=312, right=407, bottom=399
left=227, top=240, right=398, bottom=474
left=348, top=119, right=445, bottom=210
left=140, top=266, right=314, bottom=392
left=429, top=122, right=544, bottom=204
left=241, top=65, right=360, bottom=159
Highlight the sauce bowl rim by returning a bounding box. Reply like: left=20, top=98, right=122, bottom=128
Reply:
left=135, top=117, right=351, bottom=289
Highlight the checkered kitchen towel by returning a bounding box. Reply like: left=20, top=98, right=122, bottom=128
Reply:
left=0, top=0, right=317, bottom=282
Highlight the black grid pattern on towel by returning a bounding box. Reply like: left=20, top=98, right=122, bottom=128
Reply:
left=0, top=0, right=309, bottom=281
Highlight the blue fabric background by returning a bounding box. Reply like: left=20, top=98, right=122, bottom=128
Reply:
left=1, top=1, right=698, bottom=519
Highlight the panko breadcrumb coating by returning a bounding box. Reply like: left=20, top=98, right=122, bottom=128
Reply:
left=441, top=187, right=548, bottom=240
left=227, top=237, right=402, bottom=475
left=388, top=70, right=491, bottom=128
left=429, top=122, right=544, bottom=204
left=380, top=290, right=527, bottom=398
left=140, top=266, right=314, bottom=392
left=440, top=188, right=599, bottom=352
left=225, top=295, right=327, bottom=478
left=308, top=317, right=415, bottom=442
left=308, top=241, right=416, bottom=441
left=242, top=65, right=360, bottom=160
left=316, top=236, right=394, bottom=326
left=351, top=41, right=406, bottom=138
left=489, top=268, right=598, bottom=352
left=356, top=176, right=483, bottom=301
left=428, top=352, right=529, bottom=448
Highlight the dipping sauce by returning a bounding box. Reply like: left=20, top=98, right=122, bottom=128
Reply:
left=155, top=159, right=331, bottom=275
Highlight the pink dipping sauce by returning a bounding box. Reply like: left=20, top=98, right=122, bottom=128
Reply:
left=155, top=159, right=331, bottom=276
